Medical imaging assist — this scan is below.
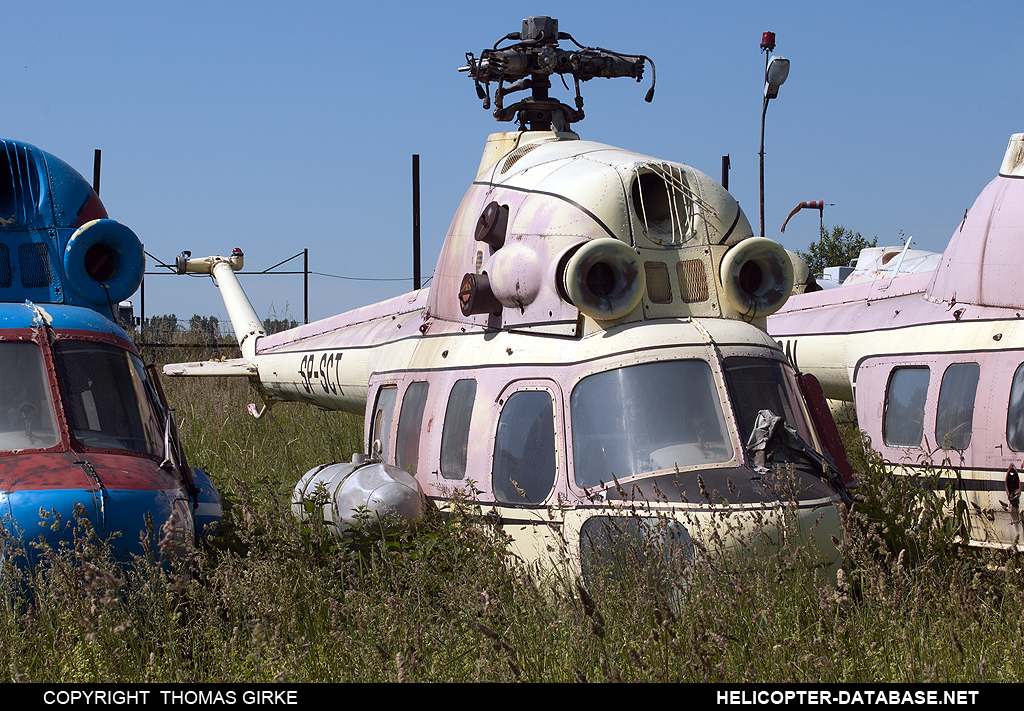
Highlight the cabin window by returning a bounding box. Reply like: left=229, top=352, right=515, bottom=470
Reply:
left=571, top=360, right=731, bottom=489
left=0, top=341, right=59, bottom=451
left=935, top=363, right=979, bottom=450
left=441, top=379, right=476, bottom=480
left=1007, top=364, right=1024, bottom=451
left=882, top=367, right=930, bottom=447
left=493, top=390, right=556, bottom=504
left=370, top=385, right=397, bottom=460
left=395, top=381, right=429, bottom=473
left=53, top=342, right=163, bottom=456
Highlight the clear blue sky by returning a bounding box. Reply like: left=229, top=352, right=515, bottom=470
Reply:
left=4, top=1, right=1021, bottom=324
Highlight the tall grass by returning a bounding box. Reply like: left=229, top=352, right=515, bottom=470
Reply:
left=1, top=351, right=1022, bottom=682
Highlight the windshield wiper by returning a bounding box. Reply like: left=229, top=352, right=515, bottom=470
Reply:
left=745, top=409, right=851, bottom=505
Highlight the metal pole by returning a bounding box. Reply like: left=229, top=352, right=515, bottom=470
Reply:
left=760, top=97, right=767, bottom=237
left=412, top=154, right=421, bottom=290
left=304, top=248, right=309, bottom=324
left=93, top=149, right=101, bottom=195
left=759, top=50, right=769, bottom=238
left=721, top=154, right=730, bottom=191
left=140, top=245, right=146, bottom=340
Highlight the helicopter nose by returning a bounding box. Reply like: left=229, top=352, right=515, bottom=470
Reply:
left=3, top=487, right=192, bottom=563
left=0, top=453, right=195, bottom=566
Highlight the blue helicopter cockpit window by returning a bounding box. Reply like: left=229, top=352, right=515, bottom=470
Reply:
left=0, top=342, right=60, bottom=452
left=571, top=360, right=732, bottom=489
left=54, top=341, right=163, bottom=457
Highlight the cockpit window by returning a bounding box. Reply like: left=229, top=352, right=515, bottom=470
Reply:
left=722, top=357, right=817, bottom=455
left=0, top=342, right=59, bottom=451
left=54, top=341, right=163, bottom=457
left=570, top=360, right=732, bottom=489
left=0, top=141, right=43, bottom=226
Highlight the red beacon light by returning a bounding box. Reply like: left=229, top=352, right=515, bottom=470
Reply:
left=760, top=31, right=776, bottom=52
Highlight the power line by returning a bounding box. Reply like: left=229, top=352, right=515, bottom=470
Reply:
left=142, top=250, right=415, bottom=282
left=142, top=269, right=415, bottom=282
left=311, top=271, right=416, bottom=283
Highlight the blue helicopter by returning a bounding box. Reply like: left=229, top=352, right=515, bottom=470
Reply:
left=0, top=139, right=221, bottom=567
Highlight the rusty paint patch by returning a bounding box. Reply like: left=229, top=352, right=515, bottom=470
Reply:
left=0, top=451, right=180, bottom=492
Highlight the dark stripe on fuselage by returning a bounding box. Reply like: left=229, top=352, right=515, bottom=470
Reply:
left=264, top=322, right=782, bottom=372
left=472, top=180, right=622, bottom=242
left=364, top=340, right=785, bottom=379
left=716, top=207, right=743, bottom=245
left=775, top=314, right=1024, bottom=340
left=885, top=463, right=1015, bottom=492
left=435, top=496, right=837, bottom=528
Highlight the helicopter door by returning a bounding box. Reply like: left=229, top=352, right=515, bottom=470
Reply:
left=369, top=385, right=398, bottom=461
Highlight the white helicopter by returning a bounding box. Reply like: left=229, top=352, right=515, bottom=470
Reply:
left=770, top=132, right=1024, bottom=550
left=166, top=17, right=853, bottom=576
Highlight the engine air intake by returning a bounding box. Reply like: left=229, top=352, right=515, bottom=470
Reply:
left=719, top=237, right=794, bottom=318
left=561, top=238, right=645, bottom=321
left=63, top=219, right=144, bottom=306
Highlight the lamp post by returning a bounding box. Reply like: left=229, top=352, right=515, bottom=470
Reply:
left=759, top=31, right=789, bottom=238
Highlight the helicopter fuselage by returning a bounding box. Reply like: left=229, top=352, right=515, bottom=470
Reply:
left=769, top=133, right=1024, bottom=550
left=169, top=130, right=850, bottom=575
left=0, top=138, right=221, bottom=566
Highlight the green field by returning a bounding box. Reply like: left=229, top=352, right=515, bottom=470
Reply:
left=1, top=349, right=1021, bottom=683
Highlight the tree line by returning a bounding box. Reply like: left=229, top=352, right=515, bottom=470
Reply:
left=137, top=314, right=299, bottom=343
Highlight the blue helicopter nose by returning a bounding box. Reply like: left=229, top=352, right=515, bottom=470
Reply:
left=0, top=452, right=196, bottom=564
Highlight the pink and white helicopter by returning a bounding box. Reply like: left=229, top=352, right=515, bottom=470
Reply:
left=770, top=133, right=1024, bottom=549
left=166, top=17, right=853, bottom=575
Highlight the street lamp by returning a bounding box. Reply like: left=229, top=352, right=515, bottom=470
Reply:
left=759, top=31, right=789, bottom=237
